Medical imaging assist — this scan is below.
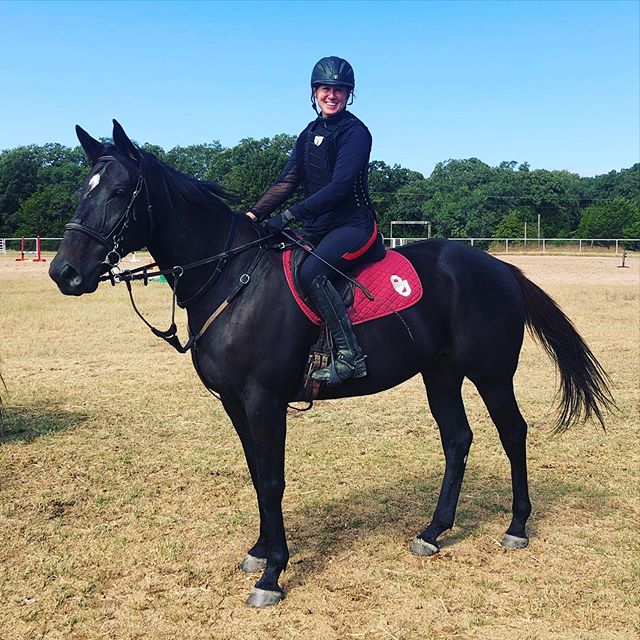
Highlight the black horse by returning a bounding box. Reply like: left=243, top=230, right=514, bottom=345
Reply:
left=50, top=121, right=613, bottom=607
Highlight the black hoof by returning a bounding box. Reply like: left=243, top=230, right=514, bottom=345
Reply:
left=501, top=533, right=529, bottom=549
left=239, top=554, right=267, bottom=573
left=409, top=537, right=439, bottom=556
left=245, top=587, right=284, bottom=608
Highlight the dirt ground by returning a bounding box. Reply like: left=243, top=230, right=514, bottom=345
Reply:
left=0, top=252, right=638, bottom=640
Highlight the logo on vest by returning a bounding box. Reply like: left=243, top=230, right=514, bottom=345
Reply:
left=390, top=275, right=411, bottom=297
left=313, top=135, right=324, bottom=146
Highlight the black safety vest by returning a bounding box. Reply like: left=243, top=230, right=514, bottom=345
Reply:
left=295, top=112, right=373, bottom=215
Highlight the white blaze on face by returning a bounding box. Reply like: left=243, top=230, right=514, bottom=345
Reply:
left=88, top=173, right=101, bottom=193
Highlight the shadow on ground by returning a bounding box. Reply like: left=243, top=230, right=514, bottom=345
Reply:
left=0, top=403, right=90, bottom=444
left=280, top=467, right=615, bottom=592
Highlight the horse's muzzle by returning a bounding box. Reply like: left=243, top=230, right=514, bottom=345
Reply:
left=49, top=257, right=102, bottom=295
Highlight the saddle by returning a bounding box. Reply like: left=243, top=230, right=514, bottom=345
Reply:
left=281, top=245, right=424, bottom=400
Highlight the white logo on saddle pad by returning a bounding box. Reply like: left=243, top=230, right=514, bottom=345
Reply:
left=390, top=274, right=411, bottom=297
left=313, top=135, right=324, bottom=146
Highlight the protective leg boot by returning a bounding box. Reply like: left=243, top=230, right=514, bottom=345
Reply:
left=307, top=275, right=367, bottom=385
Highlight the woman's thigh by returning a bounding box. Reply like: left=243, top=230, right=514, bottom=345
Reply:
left=299, top=226, right=372, bottom=292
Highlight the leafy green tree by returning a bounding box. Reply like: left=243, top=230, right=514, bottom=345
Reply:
left=164, top=142, right=225, bottom=180
left=580, top=164, right=640, bottom=207
left=493, top=207, right=538, bottom=238
left=0, top=146, right=43, bottom=235
left=577, top=197, right=640, bottom=238
left=14, top=184, right=78, bottom=236
left=0, top=144, right=88, bottom=236
left=420, top=158, right=495, bottom=237
left=218, top=134, right=297, bottom=210
left=383, top=179, right=433, bottom=236
left=368, top=161, right=423, bottom=234
left=1, top=134, right=637, bottom=241
left=518, top=169, right=582, bottom=236
left=140, top=143, right=166, bottom=161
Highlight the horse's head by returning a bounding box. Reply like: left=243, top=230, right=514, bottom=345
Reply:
left=49, top=120, right=153, bottom=295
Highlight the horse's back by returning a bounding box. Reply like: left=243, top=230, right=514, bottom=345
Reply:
left=396, top=239, right=526, bottom=378
left=396, top=239, right=522, bottom=295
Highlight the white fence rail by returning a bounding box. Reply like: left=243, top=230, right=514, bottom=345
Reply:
left=2, top=236, right=639, bottom=256
left=388, top=237, right=640, bottom=255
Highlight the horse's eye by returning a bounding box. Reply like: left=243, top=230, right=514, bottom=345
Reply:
left=113, top=187, right=126, bottom=198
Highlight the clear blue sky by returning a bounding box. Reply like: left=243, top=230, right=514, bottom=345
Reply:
left=1, top=0, right=638, bottom=177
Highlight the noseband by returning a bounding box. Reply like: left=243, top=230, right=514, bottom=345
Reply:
left=64, top=155, right=151, bottom=267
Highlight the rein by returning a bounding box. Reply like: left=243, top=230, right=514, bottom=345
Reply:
left=101, top=231, right=271, bottom=289
left=106, top=226, right=277, bottom=354
left=122, top=242, right=267, bottom=354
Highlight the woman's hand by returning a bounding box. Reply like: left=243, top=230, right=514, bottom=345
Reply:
left=246, top=211, right=257, bottom=221
left=263, top=209, right=295, bottom=233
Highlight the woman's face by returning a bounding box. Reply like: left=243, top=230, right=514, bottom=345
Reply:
left=314, top=84, right=349, bottom=117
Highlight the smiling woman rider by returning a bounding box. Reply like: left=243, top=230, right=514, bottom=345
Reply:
left=247, top=56, right=385, bottom=386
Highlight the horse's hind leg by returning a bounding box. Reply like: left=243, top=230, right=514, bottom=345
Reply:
left=220, top=392, right=268, bottom=572
left=411, top=360, right=473, bottom=556
left=474, top=377, right=531, bottom=548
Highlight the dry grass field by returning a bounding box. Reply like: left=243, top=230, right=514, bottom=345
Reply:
left=0, top=253, right=638, bottom=640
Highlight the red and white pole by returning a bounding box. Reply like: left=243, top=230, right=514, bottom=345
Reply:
left=33, top=235, right=47, bottom=262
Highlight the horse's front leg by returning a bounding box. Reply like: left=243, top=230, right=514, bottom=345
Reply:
left=241, top=387, right=289, bottom=607
left=220, top=392, right=268, bottom=573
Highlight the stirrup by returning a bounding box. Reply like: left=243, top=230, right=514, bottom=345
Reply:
left=311, top=351, right=367, bottom=386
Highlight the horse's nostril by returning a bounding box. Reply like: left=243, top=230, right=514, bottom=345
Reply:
left=61, top=263, right=82, bottom=288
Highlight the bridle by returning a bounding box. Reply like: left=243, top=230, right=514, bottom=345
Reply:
left=64, top=155, right=151, bottom=268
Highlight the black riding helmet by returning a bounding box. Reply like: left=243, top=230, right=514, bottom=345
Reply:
left=311, top=56, right=355, bottom=89
left=310, top=56, right=355, bottom=113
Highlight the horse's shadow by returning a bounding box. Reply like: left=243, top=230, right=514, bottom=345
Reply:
left=0, top=403, right=90, bottom=444
left=281, top=467, right=614, bottom=590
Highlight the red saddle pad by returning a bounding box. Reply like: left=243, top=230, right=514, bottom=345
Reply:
left=282, top=249, right=423, bottom=326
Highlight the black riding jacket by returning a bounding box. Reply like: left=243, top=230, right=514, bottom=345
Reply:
left=251, top=110, right=375, bottom=236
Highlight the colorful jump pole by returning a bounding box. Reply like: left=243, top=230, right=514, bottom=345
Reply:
left=33, top=235, right=47, bottom=262
left=15, top=237, right=26, bottom=261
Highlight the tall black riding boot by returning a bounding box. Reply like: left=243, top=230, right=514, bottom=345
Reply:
left=307, top=275, right=367, bottom=385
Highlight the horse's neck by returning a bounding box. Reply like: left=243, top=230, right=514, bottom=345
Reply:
left=146, top=202, right=258, bottom=301
left=147, top=204, right=233, bottom=269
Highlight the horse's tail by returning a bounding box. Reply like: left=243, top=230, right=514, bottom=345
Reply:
left=507, top=264, right=615, bottom=432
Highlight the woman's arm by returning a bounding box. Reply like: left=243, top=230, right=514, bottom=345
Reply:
left=247, top=140, right=303, bottom=221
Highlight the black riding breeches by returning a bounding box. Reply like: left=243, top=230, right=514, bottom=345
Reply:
left=298, top=224, right=385, bottom=293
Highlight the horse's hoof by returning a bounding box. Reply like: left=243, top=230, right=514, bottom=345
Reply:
left=239, top=554, right=267, bottom=573
left=410, top=537, right=439, bottom=556
left=245, top=587, right=284, bottom=608
left=501, top=533, right=529, bottom=549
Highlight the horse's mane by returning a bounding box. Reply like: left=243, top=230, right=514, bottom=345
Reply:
left=135, top=147, right=238, bottom=216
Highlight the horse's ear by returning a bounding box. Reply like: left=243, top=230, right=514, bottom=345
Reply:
left=76, top=125, right=102, bottom=163
left=112, top=119, right=140, bottom=163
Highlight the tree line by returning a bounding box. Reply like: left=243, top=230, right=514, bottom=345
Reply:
left=0, top=136, right=638, bottom=240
